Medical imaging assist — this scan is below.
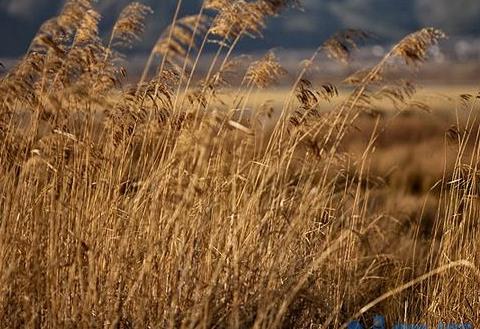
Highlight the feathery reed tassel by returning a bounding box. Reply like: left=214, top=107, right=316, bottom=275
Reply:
left=0, top=52, right=44, bottom=108
left=204, top=0, right=230, bottom=11
left=137, top=0, right=184, bottom=94
left=28, top=0, right=95, bottom=54
left=209, top=1, right=268, bottom=40
left=74, top=9, right=101, bottom=45
left=258, top=0, right=301, bottom=16
left=392, top=27, right=446, bottom=66
left=245, top=51, right=286, bottom=88
left=57, top=0, right=94, bottom=36
left=110, top=2, right=153, bottom=49
left=153, top=14, right=209, bottom=67
left=323, top=29, right=370, bottom=64
left=209, top=0, right=300, bottom=41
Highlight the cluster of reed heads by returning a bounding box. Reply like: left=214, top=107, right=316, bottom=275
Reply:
left=0, top=0, right=479, bottom=328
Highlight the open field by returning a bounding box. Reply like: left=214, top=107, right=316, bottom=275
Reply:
left=233, top=85, right=480, bottom=112
left=1, top=0, right=480, bottom=328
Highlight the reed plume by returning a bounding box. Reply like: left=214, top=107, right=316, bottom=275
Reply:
left=0, top=52, right=44, bottom=108
left=245, top=51, right=286, bottom=89
left=323, top=29, right=370, bottom=64
left=110, top=2, right=153, bottom=49
left=153, top=14, right=209, bottom=67
left=57, top=0, right=94, bottom=37
left=204, top=0, right=231, bottom=12
left=74, top=9, right=101, bottom=45
left=258, top=0, right=301, bottom=16
left=209, top=1, right=268, bottom=40
left=392, top=27, right=446, bottom=66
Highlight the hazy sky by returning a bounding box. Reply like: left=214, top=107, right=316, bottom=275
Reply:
left=1, top=0, right=479, bottom=57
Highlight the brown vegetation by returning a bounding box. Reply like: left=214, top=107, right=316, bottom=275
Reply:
left=0, top=0, right=479, bottom=328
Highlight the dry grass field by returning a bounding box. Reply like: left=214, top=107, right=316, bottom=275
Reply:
left=0, top=0, right=479, bottom=328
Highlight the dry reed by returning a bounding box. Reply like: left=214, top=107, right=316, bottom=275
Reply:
left=0, top=1, right=478, bottom=328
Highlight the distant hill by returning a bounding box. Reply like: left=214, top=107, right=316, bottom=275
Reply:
left=1, top=0, right=480, bottom=57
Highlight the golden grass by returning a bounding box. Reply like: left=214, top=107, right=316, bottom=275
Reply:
left=0, top=0, right=479, bottom=328
left=226, top=85, right=480, bottom=114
